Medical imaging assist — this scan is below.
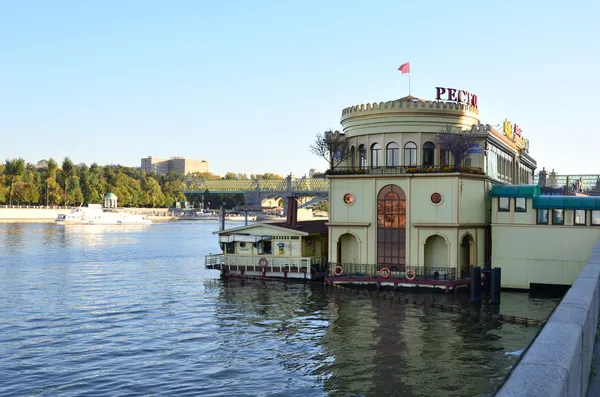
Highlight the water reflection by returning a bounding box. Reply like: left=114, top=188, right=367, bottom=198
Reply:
left=0, top=223, right=559, bottom=397
left=1, top=223, right=25, bottom=254
left=209, top=280, right=548, bottom=397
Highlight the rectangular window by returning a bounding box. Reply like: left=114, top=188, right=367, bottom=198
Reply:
left=440, top=149, right=451, bottom=166
left=536, top=209, right=549, bottom=224
left=574, top=210, right=586, bottom=226
left=515, top=198, right=527, bottom=212
left=498, top=197, right=510, bottom=212
left=592, top=210, right=600, bottom=226
left=552, top=209, right=564, bottom=225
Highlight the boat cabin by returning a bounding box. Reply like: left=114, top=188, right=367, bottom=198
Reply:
left=205, top=198, right=328, bottom=280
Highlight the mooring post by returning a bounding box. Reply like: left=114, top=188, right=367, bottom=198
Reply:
left=470, top=266, right=482, bottom=303
left=219, top=202, right=225, bottom=231
left=482, top=262, right=492, bottom=293
left=490, top=267, right=501, bottom=305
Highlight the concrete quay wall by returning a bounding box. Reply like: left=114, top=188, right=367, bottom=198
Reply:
left=0, top=207, right=173, bottom=222
left=0, top=207, right=70, bottom=222
left=496, top=241, right=600, bottom=397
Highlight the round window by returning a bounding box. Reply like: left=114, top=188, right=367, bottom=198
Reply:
left=431, top=193, right=443, bottom=205
left=240, top=242, right=246, bottom=248
left=343, top=193, right=355, bottom=205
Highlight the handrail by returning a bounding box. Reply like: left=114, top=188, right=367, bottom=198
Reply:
left=328, top=263, right=458, bottom=280
left=327, top=165, right=484, bottom=176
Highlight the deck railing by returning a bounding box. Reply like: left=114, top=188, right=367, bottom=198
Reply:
left=326, top=165, right=484, bottom=176
left=205, top=254, right=327, bottom=273
left=328, top=263, right=458, bottom=281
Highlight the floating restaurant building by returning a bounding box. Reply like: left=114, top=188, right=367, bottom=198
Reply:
left=206, top=87, right=600, bottom=290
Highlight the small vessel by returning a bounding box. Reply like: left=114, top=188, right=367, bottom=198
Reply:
left=56, top=204, right=152, bottom=225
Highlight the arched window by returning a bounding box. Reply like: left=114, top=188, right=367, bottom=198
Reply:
left=371, top=143, right=382, bottom=168
left=386, top=142, right=399, bottom=167
left=422, top=141, right=435, bottom=166
left=358, top=145, right=367, bottom=169
left=377, top=185, right=406, bottom=269
left=404, top=142, right=417, bottom=166
left=350, top=146, right=356, bottom=169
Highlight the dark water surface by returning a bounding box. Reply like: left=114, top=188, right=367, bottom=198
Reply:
left=0, top=222, right=559, bottom=397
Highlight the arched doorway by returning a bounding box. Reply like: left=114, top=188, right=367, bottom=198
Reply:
left=337, top=233, right=359, bottom=266
left=377, top=185, right=406, bottom=271
left=460, top=234, right=475, bottom=278
left=424, top=235, right=448, bottom=270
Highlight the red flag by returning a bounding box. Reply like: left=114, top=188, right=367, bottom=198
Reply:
left=398, top=62, right=410, bottom=74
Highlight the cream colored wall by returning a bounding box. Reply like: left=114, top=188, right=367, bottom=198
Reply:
left=329, top=174, right=487, bottom=270
left=341, top=102, right=480, bottom=138
left=409, top=177, right=457, bottom=224
left=492, top=224, right=600, bottom=289
left=222, top=225, right=305, bottom=257
left=458, top=178, right=487, bottom=224
left=423, top=234, right=449, bottom=267
left=491, top=197, right=535, bottom=225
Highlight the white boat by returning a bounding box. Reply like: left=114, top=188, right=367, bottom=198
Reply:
left=56, top=204, right=152, bottom=225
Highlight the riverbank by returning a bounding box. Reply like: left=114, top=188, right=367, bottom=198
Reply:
left=0, top=207, right=175, bottom=223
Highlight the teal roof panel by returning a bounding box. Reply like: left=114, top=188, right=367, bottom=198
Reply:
left=533, top=196, right=600, bottom=210
left=490, top=184, right=541, bottom=198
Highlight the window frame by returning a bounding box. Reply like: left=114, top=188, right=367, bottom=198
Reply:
left=591, top=210, right=600, bottom=226
left=514, top=197, right=527, bottom=213
left=422, top=141, right=435, bottom=167
left=386, top=142, right=399, bottom=167
left=536, top=209, right=549, bottom=225
left=358, top=145, right=367, bottom=169
left=403, top=142, right=417, bottom=167
left=552, top=209, right=564, bottom=225
left=498, top=197, right=510, bottom=212
left=574, top=209, right=587, bottom=226
left=370, top=143, right=382, bottom=168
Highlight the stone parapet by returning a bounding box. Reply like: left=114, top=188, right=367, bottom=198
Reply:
left=495, top=242, right=600, bottom=397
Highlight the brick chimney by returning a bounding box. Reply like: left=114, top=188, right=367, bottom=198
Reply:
left=285, top=196, right=298, bottom=228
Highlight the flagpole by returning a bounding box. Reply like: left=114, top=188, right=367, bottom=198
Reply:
left=408, top=72, right=411, bottom=96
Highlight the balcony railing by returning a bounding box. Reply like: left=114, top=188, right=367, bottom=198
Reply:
left=326, top=165, right=484, bottom=176
left=205, top=254, right=327, bottom=273
left=328, top=263, right=459, bottom=281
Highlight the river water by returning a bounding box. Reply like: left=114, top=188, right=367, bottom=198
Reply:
left=0, top=221, right=559, bottom=397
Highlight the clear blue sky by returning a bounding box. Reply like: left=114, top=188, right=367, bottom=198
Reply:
left=1, top=0, right=598, bottom=177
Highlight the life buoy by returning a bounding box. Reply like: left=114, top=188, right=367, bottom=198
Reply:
left=380, top=268, right=391, bottom=278
left=258, top=257, right=268, bottom=267
left=406, top=269, right=416, bottom=281
left=333, top=265, right=344, bottom=276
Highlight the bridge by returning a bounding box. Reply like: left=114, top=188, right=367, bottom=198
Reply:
left=183, top=175, right=329, bottom=208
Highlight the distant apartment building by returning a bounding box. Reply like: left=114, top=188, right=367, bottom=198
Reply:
left=141, top=156, right=209, bottom=175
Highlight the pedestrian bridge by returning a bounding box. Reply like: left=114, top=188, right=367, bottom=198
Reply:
left=183, top=176, right=329, bottom=208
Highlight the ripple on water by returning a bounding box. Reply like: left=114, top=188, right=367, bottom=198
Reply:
left=0, top=222, right=559, bottom=397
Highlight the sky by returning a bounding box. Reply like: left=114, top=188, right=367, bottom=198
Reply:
left=1, top=0, right=599, bottom=177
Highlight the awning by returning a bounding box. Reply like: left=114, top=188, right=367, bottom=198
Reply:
left=218, top=235, right=272, bottom=243
left=533, top=196, right=600, bottom=210
left=490, top=184, right=541, bottom=198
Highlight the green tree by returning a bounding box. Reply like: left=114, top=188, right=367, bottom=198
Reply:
left=4, top=158, right=26, bottom=205
left=61, top=157, right=75, bottom=205
left=250, top=172, right=284, bottom=180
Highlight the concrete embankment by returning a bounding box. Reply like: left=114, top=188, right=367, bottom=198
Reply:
left=495, top=241, right=600, bottom=397
left=0, top=207, right=174, bottom=222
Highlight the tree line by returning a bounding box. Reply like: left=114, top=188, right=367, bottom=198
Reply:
left=0, top=157, right=284, bottom=208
